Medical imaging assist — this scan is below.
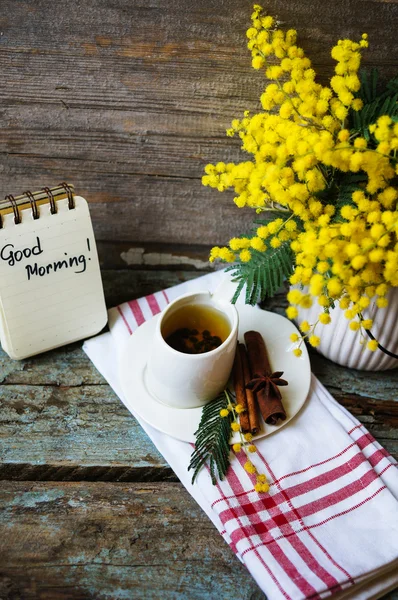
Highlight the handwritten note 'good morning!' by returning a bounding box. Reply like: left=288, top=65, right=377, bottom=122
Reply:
left=0, top=196, right=107, bottom=359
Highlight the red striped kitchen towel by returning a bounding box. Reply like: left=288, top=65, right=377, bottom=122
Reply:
left=83, top=270, right=398, bottom=600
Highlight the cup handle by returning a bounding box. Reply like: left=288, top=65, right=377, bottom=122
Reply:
left=211, top=272, right=241, bottom=304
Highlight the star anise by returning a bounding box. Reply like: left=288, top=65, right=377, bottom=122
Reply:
left=246, top=371, right=288, bottom=401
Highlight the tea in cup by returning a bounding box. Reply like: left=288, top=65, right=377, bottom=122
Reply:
left=146, top=290, right=238, bottom=409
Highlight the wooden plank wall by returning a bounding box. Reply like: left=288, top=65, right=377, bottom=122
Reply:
left=1, top=0, right=397, bottom=270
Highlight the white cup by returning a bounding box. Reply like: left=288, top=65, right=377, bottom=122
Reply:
left=146, top=290, right=238, bottom=409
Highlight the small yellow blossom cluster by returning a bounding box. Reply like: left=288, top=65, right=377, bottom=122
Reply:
left=220, top=397, right=270, bottom=493
left=203, top=6, right=369, bottom=214
left=203, top=5, right=397, bottom=356
left=210, top=215, right=299, bottom=264
left=330, top=37, right=368, bottom=112
left=285, top=174, right=397, bottom=348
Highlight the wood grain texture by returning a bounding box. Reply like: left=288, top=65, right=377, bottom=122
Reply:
left=0, top=481, right=266, bottom=600
left=1, top=0, right=397, bottom=248
left=1, top=481, right=397, bottom=600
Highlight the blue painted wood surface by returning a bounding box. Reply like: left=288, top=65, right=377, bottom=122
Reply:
left=0, top=482, right=268, bottom=600
left=0, top=269, right=397, bottom=599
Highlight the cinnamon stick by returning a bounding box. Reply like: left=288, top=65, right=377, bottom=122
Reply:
left=239, top=343, right=260, bottom=434
left=232, top=344, right=250, bottom=432
left=244, top=331, right=287, bottom=425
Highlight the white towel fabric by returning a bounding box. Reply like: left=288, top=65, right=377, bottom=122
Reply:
left=83, top=270, right=398, bottom=600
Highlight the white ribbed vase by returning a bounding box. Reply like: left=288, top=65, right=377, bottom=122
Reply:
left=294, top=286, right=398, bottom=371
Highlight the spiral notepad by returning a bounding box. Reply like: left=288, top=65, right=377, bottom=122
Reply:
left=0, top=184, right=108, bottom=359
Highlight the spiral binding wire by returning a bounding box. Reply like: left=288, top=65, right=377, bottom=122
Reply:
left=24, top=190, right=39, bottom=220
left=5, top=195, right=21, bottom=225
left=42, top=187, right=57, bottom=214
left=1, top=183, right=75, bottom=225
left=59, top=182, right=75, bottom=210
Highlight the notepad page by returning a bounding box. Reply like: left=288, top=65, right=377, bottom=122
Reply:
left=0, top=196, right=108, bottom=359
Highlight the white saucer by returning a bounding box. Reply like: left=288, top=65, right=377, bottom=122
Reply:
left=119, top=304, right=311, bottom=443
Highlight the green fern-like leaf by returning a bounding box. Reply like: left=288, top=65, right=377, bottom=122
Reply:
left=357, top=68, right=379, bottom=104
left=385, top=75, right=398, bottom=96
left=351, top=95, right=398, bottom=139
left=188, top=390, right=233, bottom=485
left=351, top=69, right=398, bottom=140
left=333, top=180, right=365, bottom=222
left=225, top=242, right=294, bottom=305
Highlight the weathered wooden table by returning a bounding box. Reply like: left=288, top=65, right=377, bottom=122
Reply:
left=0, top=269, right=397, bottom=599
left=1, top=0, right=397, bottom=597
